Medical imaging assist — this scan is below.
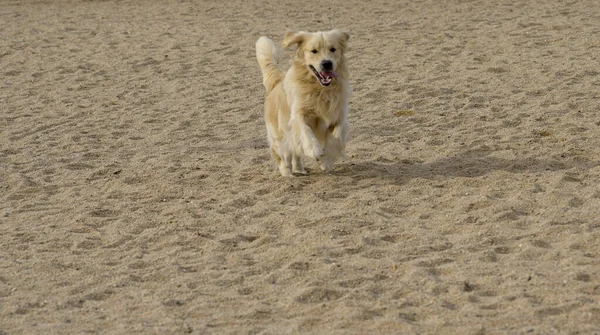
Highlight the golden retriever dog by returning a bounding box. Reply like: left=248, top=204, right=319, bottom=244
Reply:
left=256, top=30, right=350, bottom=176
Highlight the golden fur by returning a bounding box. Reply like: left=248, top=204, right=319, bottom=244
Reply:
left=256, top=30, right=351, bottom=176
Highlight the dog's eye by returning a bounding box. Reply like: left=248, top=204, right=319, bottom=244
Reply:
left=311, top=49, right=318, bottom=54
left=330, top=48, right=336, bottom=52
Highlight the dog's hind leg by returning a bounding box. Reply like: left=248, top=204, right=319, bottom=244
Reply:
left=270, top=145, right=292, bottom=177
left=270, top=147, right=282, bottom=166
left=272, top=139, right=292, bottom=176
left=292, top=155, right=306, bottom=174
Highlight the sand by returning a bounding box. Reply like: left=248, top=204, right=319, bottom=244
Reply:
left=1, top=0, right=600, bottom=333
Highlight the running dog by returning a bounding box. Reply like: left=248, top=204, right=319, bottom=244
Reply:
left=256, top=30, right=350, bottom=176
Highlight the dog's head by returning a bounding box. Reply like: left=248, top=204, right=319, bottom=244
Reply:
left=283, top=29, right=349, bottom=87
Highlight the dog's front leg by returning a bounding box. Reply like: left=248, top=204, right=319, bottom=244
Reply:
left=292, top=115, right=323, bottom=160
left=320, top=119, right=349, bottom=171
left=332, top=118, right=349, bottom=155
left=278, top=152, right=293, bottom=177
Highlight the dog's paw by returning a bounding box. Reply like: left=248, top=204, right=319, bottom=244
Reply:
left=279, top=169, right=293, bottom=177
left=292, top=156, right=306, bottom=174
left=319, top=156, right=335, bottom=172
left=293, top=167, right=308, bottom=175
left=278, top=164, right=293, bottom=177
left=303, top=141, right=323, bottom=160
left=320, top=162, right=333, bottom=172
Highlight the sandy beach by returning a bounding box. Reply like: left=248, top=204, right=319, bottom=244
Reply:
left=1, top=0, right=599, bottom=333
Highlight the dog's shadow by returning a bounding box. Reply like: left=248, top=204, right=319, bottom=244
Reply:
left=333, top=147, right=598, bottom=185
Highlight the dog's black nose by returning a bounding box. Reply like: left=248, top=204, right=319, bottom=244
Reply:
left=321, top=60, right=333, bottom=71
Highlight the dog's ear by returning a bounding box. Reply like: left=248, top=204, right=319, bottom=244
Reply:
left=330, top=29, right=350, bottom=49
left=283, top=31, right=307, bottom=49
left=332, top=29, right=350, bottom=43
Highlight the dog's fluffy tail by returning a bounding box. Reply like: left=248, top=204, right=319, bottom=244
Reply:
left=256, top=36, right=284, bottom=93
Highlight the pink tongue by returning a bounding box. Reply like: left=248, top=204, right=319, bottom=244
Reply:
left=321, top=71, right=338, bottom=78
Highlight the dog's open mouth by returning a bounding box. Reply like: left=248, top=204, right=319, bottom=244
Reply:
left=309, top=65, right=338, bottom=87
